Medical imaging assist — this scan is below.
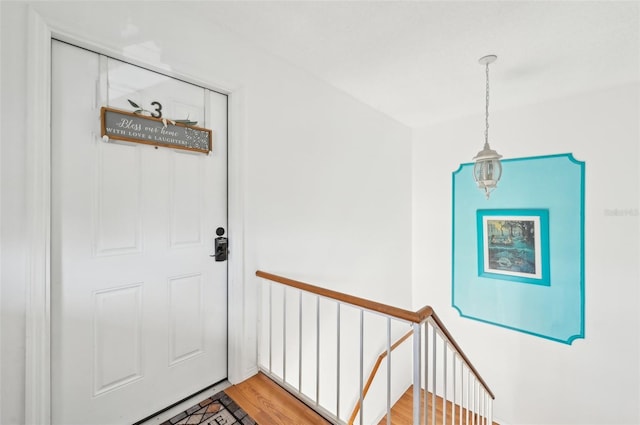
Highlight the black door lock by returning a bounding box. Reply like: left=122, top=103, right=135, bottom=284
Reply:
left=213, top=227, right=228, bottom=262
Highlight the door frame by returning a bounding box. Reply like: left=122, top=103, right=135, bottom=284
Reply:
left=25, top=8, right=250, bottom=424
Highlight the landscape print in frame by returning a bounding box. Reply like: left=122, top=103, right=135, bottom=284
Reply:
left=476, top=209, right=550, bottom=286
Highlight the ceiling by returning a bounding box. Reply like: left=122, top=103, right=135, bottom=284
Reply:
left=194, top=1, right=639, bottom=128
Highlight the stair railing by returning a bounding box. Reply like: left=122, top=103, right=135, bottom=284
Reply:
left=347, top=329, right=413, bottom=424
left=256, top=270, right=495, bottom=425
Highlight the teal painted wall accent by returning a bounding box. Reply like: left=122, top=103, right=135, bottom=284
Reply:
left=452, top=153, right=585, bottom=344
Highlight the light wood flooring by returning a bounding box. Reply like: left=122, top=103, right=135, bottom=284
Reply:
left=224, top=372, right=330, bottom=425
left=225, top=373, right=496, bottom=425
left=378, top=386, right=498, bottom=425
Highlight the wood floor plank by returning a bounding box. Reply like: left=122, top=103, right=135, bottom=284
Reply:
left=378, top=386, right=498, bottom=425
left=225, top=372, right=330, bottom=425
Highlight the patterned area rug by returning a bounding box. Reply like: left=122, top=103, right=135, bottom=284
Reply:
left=161, top=391, right=257, bottom=425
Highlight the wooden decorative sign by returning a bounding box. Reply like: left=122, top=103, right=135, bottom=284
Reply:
left=101, top=107, right=212, bottom=153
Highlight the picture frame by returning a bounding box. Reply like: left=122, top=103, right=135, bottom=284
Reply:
left=476, top=209, right=550, bottom=285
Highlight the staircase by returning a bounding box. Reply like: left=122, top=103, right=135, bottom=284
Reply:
left=256, top=271, right=495, bottom=425
left=379, top=386, right=498, bottom=425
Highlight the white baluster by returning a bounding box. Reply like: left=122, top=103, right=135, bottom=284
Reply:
left=489, top=396, right=493, bottom=425
left=386, top=317, right=391, bottom=425
left=443, top=339, right=447, bottom=425
left=269, top=282, right=273, bottom=374
left=283, top=288, right=287, bottom=384
left=432, top=327, right=437, bottom=425
left=480, top=386, right=484, bottom=425
left=466, top=369, right=473, bottom=425
left=336, top=302, right=341, bottom=420
left=453, top=353, right=456, bottom=425
left=359, top=309, right=364, bottom=425
left=459, top=363, right=464, bottom=425
left=298, top=290, right=302, bottom=393
left=316, top=296, right=320, bottom=406
left=412, top=323, right=421, bottom=425
left=471, top=376, right=475, bottom=425
left=424, top=322, right=429, bottom=425
left=484, top=390, right=488, bottom=425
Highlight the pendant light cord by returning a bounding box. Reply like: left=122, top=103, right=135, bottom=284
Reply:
left=484, top=62, right=490, bottom=149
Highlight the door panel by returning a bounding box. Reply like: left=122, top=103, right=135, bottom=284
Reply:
left=168, top=273, right=204, bottom=364
left=169, top=152, right=204, bottom=247
left=94, top=283, right=144, bottom=395
left=96, top=142, right=142, bottom=255
left=51, top=40, right=228, bottom=425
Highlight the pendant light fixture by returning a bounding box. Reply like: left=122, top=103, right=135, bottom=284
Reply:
left=473, top=54, right=502, bottom=199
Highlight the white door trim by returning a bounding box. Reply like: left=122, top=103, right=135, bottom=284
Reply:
left=25, top=7, right=250, bottom=424
left=25, top=8, right=52, bottom=425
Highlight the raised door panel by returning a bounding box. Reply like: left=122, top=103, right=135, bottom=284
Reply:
left=169, top=151, right=203, bottom=248
left=95, top=143, right=142, bottom=255
left=93, top=283, right=144, bottom=395
left=168, top=273, right=204, bottom=365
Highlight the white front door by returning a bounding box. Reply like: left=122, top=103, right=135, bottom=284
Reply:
left=51, top=40, right=228, bottom=425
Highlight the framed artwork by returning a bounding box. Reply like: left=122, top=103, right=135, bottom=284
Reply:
left=476, top=209, right=550, bottom=286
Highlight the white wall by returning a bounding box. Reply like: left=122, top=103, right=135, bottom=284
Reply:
left=412, top=83, right=640, bottom=425
left=0, top=4, right=29, bottom=423
left=0, top=2, right=413, bottom=424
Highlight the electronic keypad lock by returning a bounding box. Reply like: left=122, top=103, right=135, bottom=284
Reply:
left=213, top=227, right=228, bottom=261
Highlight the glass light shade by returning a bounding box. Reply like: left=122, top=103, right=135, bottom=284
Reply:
left=473, top=145, right=502, bottom=199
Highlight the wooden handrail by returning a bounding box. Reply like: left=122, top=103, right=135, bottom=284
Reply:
left=256, top=271, right=432, bottom=323
left=347, top=330, right=414, bottom=425
left=255, top=270, right=495, bottom=399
